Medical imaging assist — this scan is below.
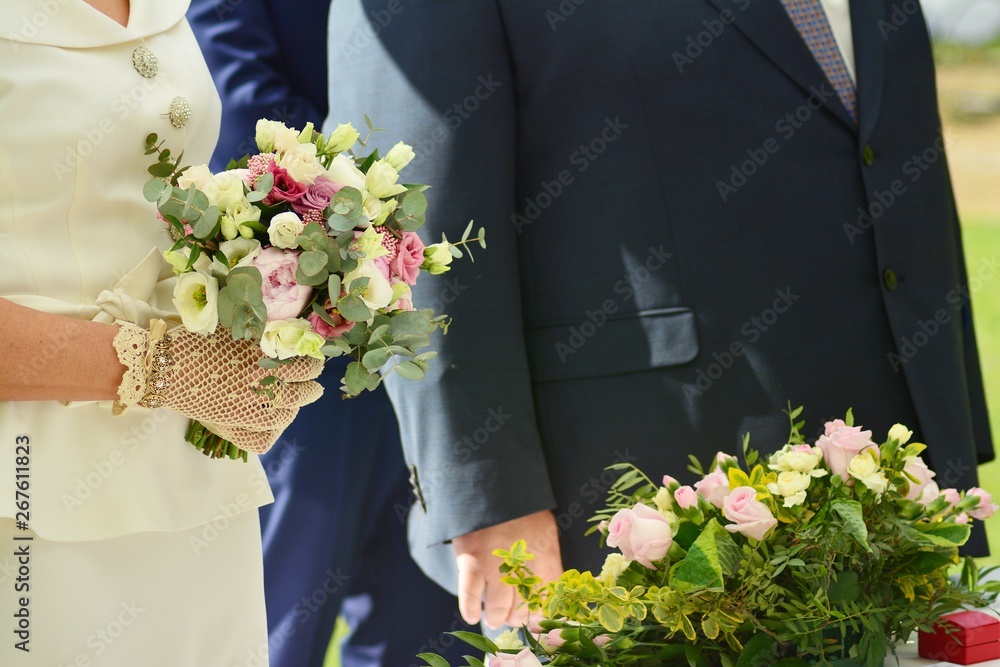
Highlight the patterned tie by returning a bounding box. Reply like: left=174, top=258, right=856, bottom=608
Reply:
left=780, top=0, right=858, bottom=123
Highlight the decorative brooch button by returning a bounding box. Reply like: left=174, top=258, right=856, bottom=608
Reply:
left=166, top=96, right=192, bottom=128
left=131, top=45, right=159, bottom=78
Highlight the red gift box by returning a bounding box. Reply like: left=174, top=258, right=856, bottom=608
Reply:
left=919, top=610, right=1000, bottom=665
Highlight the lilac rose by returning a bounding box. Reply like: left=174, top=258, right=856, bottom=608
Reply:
left=292, top=176, right=342, bottom=217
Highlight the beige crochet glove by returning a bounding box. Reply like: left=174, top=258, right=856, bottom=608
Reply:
left=113, top=322, right=324, bottom=454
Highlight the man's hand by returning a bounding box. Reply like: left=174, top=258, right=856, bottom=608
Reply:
left=452, top=509, right=563, bottom=628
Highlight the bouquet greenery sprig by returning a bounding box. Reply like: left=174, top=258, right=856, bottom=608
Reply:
left=421, top=407, right=999, bottom=667
left=142, top=118, right=484, bottom=460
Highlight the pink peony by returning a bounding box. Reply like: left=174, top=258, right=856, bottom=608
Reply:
left=292, top=176, right=342, bottom=217
left=488, top=648, right=544, bottom=667
left=674, top=485, right=699, bottom=510
left=606, top=503, right=673, bottom=569
left=723, top=486, right=777, bottom=541
left=967, top=488, right=999, bottom=520
left=264, top=160, right=307, bottom=205
left=694, top=469, right=730, bottom=509
left=251, top=247, right=312, bottom=321
left=389, top=231, right=425, bottom=285
left=817, top=419, right=879, bottom=481
left=903, top=457, right=936, bottom=501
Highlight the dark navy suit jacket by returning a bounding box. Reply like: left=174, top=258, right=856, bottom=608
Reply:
left=326, top=0, right=994, bottom=591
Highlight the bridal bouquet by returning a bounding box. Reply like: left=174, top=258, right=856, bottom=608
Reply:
left=423, top=408, right=999, bottom=667
left=142, top=119, right=484, bottom=460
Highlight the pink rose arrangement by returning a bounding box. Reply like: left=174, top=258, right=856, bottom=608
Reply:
left=426, top=407, right=998, bottom=667
left=143, top=119, right=486, bottom=460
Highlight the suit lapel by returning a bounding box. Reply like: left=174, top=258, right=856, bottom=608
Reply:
left=850, top=0, right=887, bottom=142
left=703, top=0, right=856, bottom=132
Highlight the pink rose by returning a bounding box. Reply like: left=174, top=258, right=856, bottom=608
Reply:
left=543, top=629, right=566, bottom=648
left=662, top=475, right=678, bottom=488
left=674, top=485, right=698, bottom=510
left=817, top=419, right=879, bottom=481
left=389, top=231, right=425, bottom=285
left=593, top=635, right=612, bottom=648
left=251, top=247, right=312, bottom=321
left=967, top=488, right=999, bottom=520
left=488, top=648, right=544, bottom=667
left=373, top=256, right=392, bottom=282
left=903, top=457, right=936, bottom=501
left=292, top=176, right=342, bottom=216
left=306, top=302, right=355, bottom=340
left=723, top=486, right=777, bottom=541
left=942, top=488, right=961, bottom=507
left=694, top=469, right=730, bottom=509
left=715, top=451, right=738, bottom=467
left=606, top=503, right=673, bottom=569
left=956, top=513, right=971, bottom=524
left=264, top=160, right=307, bottom=205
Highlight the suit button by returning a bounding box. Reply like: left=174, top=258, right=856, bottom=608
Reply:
left=883, top=268, right=898, bottom=291
left=862, top=144, right=875, bottom=166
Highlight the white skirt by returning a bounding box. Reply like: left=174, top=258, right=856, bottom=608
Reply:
left=0, top=513, right=268, bottom=667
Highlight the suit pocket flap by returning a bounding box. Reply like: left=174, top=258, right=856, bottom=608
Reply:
left=526, top=307, right=699, bottom=382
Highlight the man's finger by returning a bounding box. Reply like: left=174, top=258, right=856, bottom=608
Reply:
left=456, top=555, right=485, bottom=625
left=483, top=577, right=515, bottom=630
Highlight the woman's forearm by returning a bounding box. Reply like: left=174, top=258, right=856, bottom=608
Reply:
left=0, top=297, right=125, bottom=402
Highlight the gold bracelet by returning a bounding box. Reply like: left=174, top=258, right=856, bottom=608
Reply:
left=139, top=319, right=173, bottom=409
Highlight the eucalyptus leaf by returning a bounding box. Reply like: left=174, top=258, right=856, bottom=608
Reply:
left=143, top=179, right=167, bottom=202
left=337, top=295, right=372, bottom=323
left=327, top=213, right=357, bottom=233
left=299, top=250, right=329, bottom=277
left=255, top=171, right=274, bottom=195
left=344, top=361, right=369, bottom=396
left=393, top=360, right=425, bottom=380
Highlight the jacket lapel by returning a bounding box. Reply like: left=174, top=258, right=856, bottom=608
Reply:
left=703, top=0, right=856, bottom=132
left=850, top=0, right=887, bottom=142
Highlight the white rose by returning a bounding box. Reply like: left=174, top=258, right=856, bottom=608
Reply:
left=220, top=237, right=262, bottom=269
left=260, top=318, right=313, bottom=360
left=325, top=153, right=365, bottom=191
left=766, top=471, right=811, bottom=508
left=173, top=269, right=219, bottom=335
left=599, top=553, right=632, bottom=584
left=493, top=629, right=526, bottom=652
left=385, top=141, right=415, bottom=171
left=273, top=123, right=304, bottom=155
left=203, top=170, right=248, bottom=210
left=277, top=143, right=324, bottom=186
left=255, top=119, right=284, bottom=152
left=364, top=159, right=407, bottom=198
left=325, top=123, right=360, bottom=153
left=889, top=423, right=913, bottom=445
left=177, top=163, right=213, bottom=190
left=343, top=261, right=394, bottom=311
left=268, top=211, right=305, bottom=249
left=847, top=452, right=889, bottom=495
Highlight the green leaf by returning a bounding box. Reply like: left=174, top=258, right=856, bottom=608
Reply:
left=337, top=295, right=372, bottom=323
left=415, top=654, right=451, bottom=667
left=147, top=161, right=175, bottom=178
left=736, top=633, right=778, bottom=667
left=669, top=519, right=740, bottom=592
left=388, top=310, right=434, bottom=338
left=246, top=189, right=267, bottom=203
left=828, top=570, right=860, bottom=603
left=143, top=179, right=167, bottom=202
left=912, top=520, right=972, bottom=547
left=448, top=631, right=499, bottom=655
left=830, top=499, right=871, bottom=552
left=597, top=604, right=624, bottom=633
left=332, top=187, right=363, bottom=219
left=362, top=347, right=394, bottom=371
left=328, top=274, right=342, bottom=299
left=400, top=190, right=428, bottom=218
left=393, top=360, right=425, bottom=380
left=344, top=361, right=369, bottom=396
left=299, top=250, right=328, bottom=277
left=327, top=213, right=357, bottom=232
left=255, top=172, right=274, bottom=195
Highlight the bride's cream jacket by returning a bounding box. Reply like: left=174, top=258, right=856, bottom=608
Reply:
left=0, top=0, right=273, bottom=541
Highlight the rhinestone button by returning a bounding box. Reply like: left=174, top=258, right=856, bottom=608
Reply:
left=131, top=45, right=159, bottom=78
left=167, top=96, right=192, bottom=128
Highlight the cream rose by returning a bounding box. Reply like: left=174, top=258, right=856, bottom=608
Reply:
left=202, top=169, right=249, bottom=210
left=268, top=211, right=306, bottom=250
left=325, top=153, right=366, bottom=191
left=847, top=452, right=889, bottom=495
left=278, top=143, right=324, bottom=186
left=364, top=159, right=407, bottom=198
left=343, top=261, right=395, bottom=311
left=766, top=471, right=812, bottom=507
left=177, top=163, right=213, bottom=190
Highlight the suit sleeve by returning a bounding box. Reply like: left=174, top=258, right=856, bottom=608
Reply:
left=325, top=0, right=557, bottom=545
left=187, top=0, right=327, bottom=171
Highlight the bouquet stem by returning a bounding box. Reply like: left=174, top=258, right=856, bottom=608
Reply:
left=185, top=421, right=248, bottom=462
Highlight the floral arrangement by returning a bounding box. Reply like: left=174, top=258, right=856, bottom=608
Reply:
left=142, top=118, right=484, bottom=460
left=421, top=408, right=999, bottom=667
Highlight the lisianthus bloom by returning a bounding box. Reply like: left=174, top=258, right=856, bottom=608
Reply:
left=390, top=231, right=425, bottom=285
left=307, top=300, right=354, bottom=339
left=817, top=419, right=878, bottom=481
left=385, top=141, right=416, bottom=171
left=325, top=123, right=360, bottom=153
left=219, top=237, right=261, bottom=269
left=723, top=486, right=777, bottom=541
left=423, top=242, right=455, bottom=274
left=264, top=160, right=307, bottom=206
left=766, top=471, right=812, bottom=507
left=694, top=469, right=730, bottom=509
left=260, top=318, right=325, bottom=360
left=606, top=503, right=674, bottom=569
left=173, top=269, right=219, bottom=336
left=252, top=247, right=312, bottom=321
left=268, top=211, right=305, bottom=249
left=847, top=451, right=889, bottom=495
left=888, top=423, right=913, bottom=444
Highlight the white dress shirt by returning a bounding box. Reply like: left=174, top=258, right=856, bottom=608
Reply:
left=819, top=0, right=856, bottom=81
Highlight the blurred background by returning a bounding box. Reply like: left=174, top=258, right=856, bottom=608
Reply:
left=926, top=1, right=1000, bottom=567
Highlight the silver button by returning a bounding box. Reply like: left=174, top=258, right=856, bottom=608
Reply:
left=131, top=45, right=159, bottom=78
left=166, top=96, right=192, bottom=128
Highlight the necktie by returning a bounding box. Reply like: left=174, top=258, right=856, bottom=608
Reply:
left=780, top=0, right=858, bottom=123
